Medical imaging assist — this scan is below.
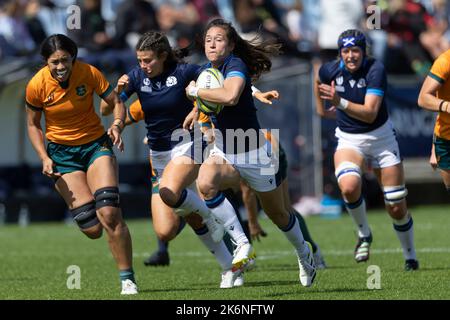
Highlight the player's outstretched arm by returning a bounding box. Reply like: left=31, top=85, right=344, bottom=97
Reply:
left=26, top=107, right=61, bottom=179
left=251, top=85, right=279, bottom=105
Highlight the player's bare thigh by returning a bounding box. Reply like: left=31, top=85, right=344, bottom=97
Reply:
left=197, top=155, right=241, bottom=197
left=55, top=171, right=93, bottom=209
left=55, top=171, right=102, bottom=237
left=159, top=156, right=199, bottom=204
left=439, top=169, right=450, bottom=187
left=373, top=163, right=405, bottom=187
left=86, top=155, right=118, bottom=190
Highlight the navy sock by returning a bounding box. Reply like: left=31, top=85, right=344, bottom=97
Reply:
left=119, top=268, right=135, bottom=283
left=157, top=238, right=168, bottom=253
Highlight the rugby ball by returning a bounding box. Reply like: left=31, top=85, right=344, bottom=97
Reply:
left=196, top=68, right=224, bottom=115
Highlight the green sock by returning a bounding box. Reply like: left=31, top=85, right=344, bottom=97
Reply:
left=291, top=209, right=318, bottom=253
left=119, top=268, right=135, bottom=283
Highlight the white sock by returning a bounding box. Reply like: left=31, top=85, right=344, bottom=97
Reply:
left=205, top=192, right=249, bottom=246
left=393, top=214, right=416, bottom=260
left=175, top=189, right=211, bottom=219
left=280, top=213, right=308, bottom=257
left=195, top=226, right=233, bottom=270
left=345, top=197, right=371, bottom=238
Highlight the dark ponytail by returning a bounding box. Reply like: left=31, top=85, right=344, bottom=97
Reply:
left=204, top=19, right=282, bottom=81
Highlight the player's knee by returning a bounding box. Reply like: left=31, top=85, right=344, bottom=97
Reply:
left=198, top=181, right=218, bottom=199
left=159, top=187, right=181, bottom=208
left=70, top=201, right=100, bottom=230
left=340, top=184, right=360, bottom=200
left=155, top=230, right=176, bottom=242
left=383, top=185, right=408, bottom=205
left=196, top=172, right=218, bottom=198
left=82, top=224, right=103, bottom=239
left=387, top=204, right=406, bottom=220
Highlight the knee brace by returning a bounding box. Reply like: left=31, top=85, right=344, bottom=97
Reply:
left=94, top=187, right=120, bottom=209
left=71, top=201, right=99, bottom=229
left=335, top=161, right=362, bottom=183
left=383, top=185, right=408, bottom=205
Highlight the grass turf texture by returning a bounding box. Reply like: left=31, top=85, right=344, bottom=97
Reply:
left=0, top=205, right=449, bottom=300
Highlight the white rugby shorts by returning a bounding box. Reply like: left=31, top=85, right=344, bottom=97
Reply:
left=207, top=143, right=281, bottom=192
left=335, top=120, right=402, bottom=169
left=149, top=135, right=204, bottom=183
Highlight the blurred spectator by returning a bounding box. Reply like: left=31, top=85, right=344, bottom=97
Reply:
left=385, top=0, right=435, bottom=76
left=189, top=0, right=221, bottom=25
left=364, top=0, right=389, bottom=62
left=215, top=0, right=239, bottom=28
left=113, top=0, right=159, bottom=50
left=24, top=0, right=48, bottom=46
left=37, top=0, right=72, bottom=35
left=300, top=0, right=320, bottom=50
left=100, top=0, right=125, bottom=23
left=69, top=0, right=112, bottom=53
left=317, top=0, right=365, bottom=63
left=419, top=0, right=450, bottom=59
left=272, top=0, right=319, bottom=53
left=233, top=0, right=307, bottom=58
left=153, top=0, right=201, bottom=48
left=0, top=0, right=36, bottom=59
left=273, top=0, right=303, bottom=42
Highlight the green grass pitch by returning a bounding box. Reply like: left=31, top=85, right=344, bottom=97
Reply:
left=0, top=205, right=449, bottom=300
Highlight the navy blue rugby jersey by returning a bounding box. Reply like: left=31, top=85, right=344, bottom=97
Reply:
left=205, top=54, right=263, bottom=153
left=319, top=58, right=388, bottom=134
left=121, top=63, right=202, bottom=151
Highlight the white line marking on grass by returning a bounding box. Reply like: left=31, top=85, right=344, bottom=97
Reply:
left=133, top=247, right=450, bottom=259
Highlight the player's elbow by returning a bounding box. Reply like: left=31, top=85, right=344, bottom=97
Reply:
left=100, top=103, right=113, bottom=116
left=365, top=112, right=378, bottom=124
left=222, top=91, right=242, bottom=106
left=417, top=94, right=426, bottom=109
left=100, top=108, right=110, bottom=116
left=225, top=95, right=239, bottom=106
left=315, top=108, right=324, bottom=117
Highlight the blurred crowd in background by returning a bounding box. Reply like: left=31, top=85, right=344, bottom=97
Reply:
left=0, top=0, right=450, bottom=76
left=0, top=0, right=447, bottom=221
